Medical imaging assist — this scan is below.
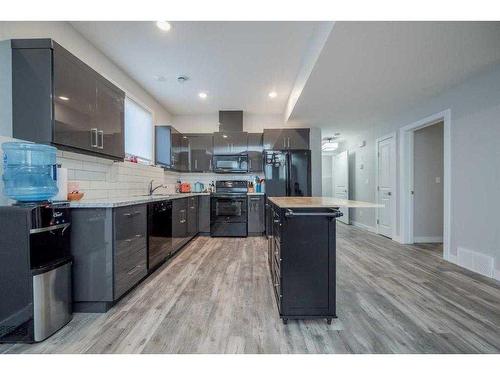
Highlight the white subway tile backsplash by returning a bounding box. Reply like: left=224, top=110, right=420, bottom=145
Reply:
left=73, top=170, right=107, bottom=181
left=45, top=150, right=261, bottom=202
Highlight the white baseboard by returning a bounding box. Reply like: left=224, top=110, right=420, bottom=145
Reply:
left=494, top=268, right=500, bottom=282
left=414, top=236, right=443, bottom=243
left=351, top=221, right=377, bottom=234
left=392, top=235, right=401, bottom=243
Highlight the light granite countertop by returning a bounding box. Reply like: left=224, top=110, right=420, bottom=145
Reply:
left=69, top=193, right=211, bottom=208
left=267, top=196, right=382, bottom=209
left=70, top=192, right=266, bottom=208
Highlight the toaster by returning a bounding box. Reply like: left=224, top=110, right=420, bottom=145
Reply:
left=180, top=182, right=191, bottom=193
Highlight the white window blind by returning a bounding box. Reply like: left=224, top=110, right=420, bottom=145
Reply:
left=124, top=97, right=153, bottom=162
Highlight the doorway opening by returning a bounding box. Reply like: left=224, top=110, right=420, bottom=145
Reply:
left=413, top=121, right=444, bottom=249
left=399, top=110, right=451, bottom=260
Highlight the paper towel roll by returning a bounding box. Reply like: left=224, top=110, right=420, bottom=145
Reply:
left=54, top=167, right=68, bottom=201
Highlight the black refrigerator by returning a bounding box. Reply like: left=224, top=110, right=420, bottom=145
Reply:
left=264, top=150, right=312, bottom=197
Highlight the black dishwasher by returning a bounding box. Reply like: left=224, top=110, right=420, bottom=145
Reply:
left=147, top=200, right=173, bottom=271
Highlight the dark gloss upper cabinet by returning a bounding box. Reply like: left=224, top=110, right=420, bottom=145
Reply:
left=11, top=39, right=125, bottom=160
left=170, top=128, right=189, bottom=172
left=247, top=133, right=263, bottom=172
left=263, top=128, right=310, bottom=150
left=213, top=132, right=248, bottom=155
left=188, top=134, right=213, bottom=172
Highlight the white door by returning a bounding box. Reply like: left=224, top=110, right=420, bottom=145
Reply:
left=376, top=135, right=395, bottom=238
left=334, top=150, right=349, bottom=224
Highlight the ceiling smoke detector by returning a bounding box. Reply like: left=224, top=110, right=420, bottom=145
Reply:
left=177, top=76, right=189, bottom=84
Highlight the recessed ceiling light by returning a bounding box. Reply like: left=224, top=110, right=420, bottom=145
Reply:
left=268, top=91, right=277, bottom=99
left=156, top=21, right=171, bottom=32
left=198, top=92, right=208, bottom=99
left=58, top=96, right=69, bottom=101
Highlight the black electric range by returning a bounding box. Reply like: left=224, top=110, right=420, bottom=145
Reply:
left=210, top=180, right=248, bottom=237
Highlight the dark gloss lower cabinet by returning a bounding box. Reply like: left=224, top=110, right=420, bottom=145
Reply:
left=70, top=197, right=202, bottom=313
left=248, top=195, right=265, bottom=234
left=70, top=204, right=147, bottom=312
left=187, top=196, right=199, bottom=237
left=267, top=202, right=340, bottom=324
left=172, top=198, right=188, bottom=252
left=198, top=195, right=211, bottom=234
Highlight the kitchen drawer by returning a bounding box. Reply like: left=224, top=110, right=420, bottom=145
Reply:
left=273, top=239, right=281, bottom=273
left=188, top=196, right=197, bottom=207
left=272, top=264, right=282, bottom=312
left=115, top=245, right=147, bottom=297
left=115, top=263, right=148, bottom=300
left=115, top=234, right=146, bottom=262
left=272, top=219, right=282, bottom=243
left=114, top=205, right=146, bottom=240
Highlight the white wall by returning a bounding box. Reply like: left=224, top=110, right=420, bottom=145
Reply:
left=321, top=154, right=333, bottom=197
left=413, top=122, right=444, bottom=241
left=0, top=21, right=172, bottom=125
left=339, top=63, right=500, bottom=279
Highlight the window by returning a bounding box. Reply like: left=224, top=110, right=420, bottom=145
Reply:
left=124, top=97, right=153, bottom=162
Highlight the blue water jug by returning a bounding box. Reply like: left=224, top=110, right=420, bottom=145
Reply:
left=2, top=142, right=59, bottom=202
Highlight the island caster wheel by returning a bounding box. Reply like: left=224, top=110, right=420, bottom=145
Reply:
left=283, top=318, right=288, bottom=325
left=326, top=318, right=332, bottom=325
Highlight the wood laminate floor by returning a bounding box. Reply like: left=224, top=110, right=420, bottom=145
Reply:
left=1, top=224, right=499, bottom=354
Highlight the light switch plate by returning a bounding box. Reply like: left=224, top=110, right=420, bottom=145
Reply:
left=435, top=177, right=441, bottom=184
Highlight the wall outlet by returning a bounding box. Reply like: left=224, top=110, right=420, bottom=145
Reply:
left=360, top=163, right=364, bottom=170
left=435, top=177, right=441, bottom=184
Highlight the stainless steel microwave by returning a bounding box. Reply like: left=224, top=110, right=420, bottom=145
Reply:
left=213, top=154, right=248, bottom=173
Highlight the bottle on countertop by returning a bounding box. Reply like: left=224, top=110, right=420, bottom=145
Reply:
left=175, top=179, right=181, bottom=193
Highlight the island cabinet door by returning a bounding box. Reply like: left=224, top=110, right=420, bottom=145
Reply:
left=281, top=214, right=335, bottom=316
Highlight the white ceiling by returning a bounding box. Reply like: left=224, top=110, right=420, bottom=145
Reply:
left=71, top=21, right=322, bottom=115
left=289, top=21, right=500, bottom=138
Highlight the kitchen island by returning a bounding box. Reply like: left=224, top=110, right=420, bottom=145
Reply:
left=266, top=196, right=380, bottom=324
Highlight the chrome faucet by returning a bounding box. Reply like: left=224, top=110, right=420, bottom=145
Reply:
left=148, top=179, right=164, bottom=196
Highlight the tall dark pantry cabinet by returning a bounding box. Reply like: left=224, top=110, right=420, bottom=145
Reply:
left=9, top=39, right=125, bottom=160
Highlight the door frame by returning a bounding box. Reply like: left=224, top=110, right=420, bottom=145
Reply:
left=375, top=132, right=397, bottom=240
left=399, top=109, right=451, bottom=260
left=334, top=150, right=350, bottom=224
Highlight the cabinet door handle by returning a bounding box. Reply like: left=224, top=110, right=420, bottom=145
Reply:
left=127, top=265, right=142, bottom=276
left=283, top=138, right=286, bottom=148
left=287, top=137, right=290, bottom=148
left=90, top=128, right=98, bottom=148
left=195, top=159, right=198, bottom=169
left=97, top=130, right=104, bottom=149
left=209, top=159, right=212, bottom=170
left=249, top=159, right=252, bottom=169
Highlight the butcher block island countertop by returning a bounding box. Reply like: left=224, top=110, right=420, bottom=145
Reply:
left=267, top=196, right=382, bottom=209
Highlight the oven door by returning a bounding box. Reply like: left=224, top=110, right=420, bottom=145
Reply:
left=211, top=196, right=247, bottom=223
left=213, top=155, right=248, bottom=173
